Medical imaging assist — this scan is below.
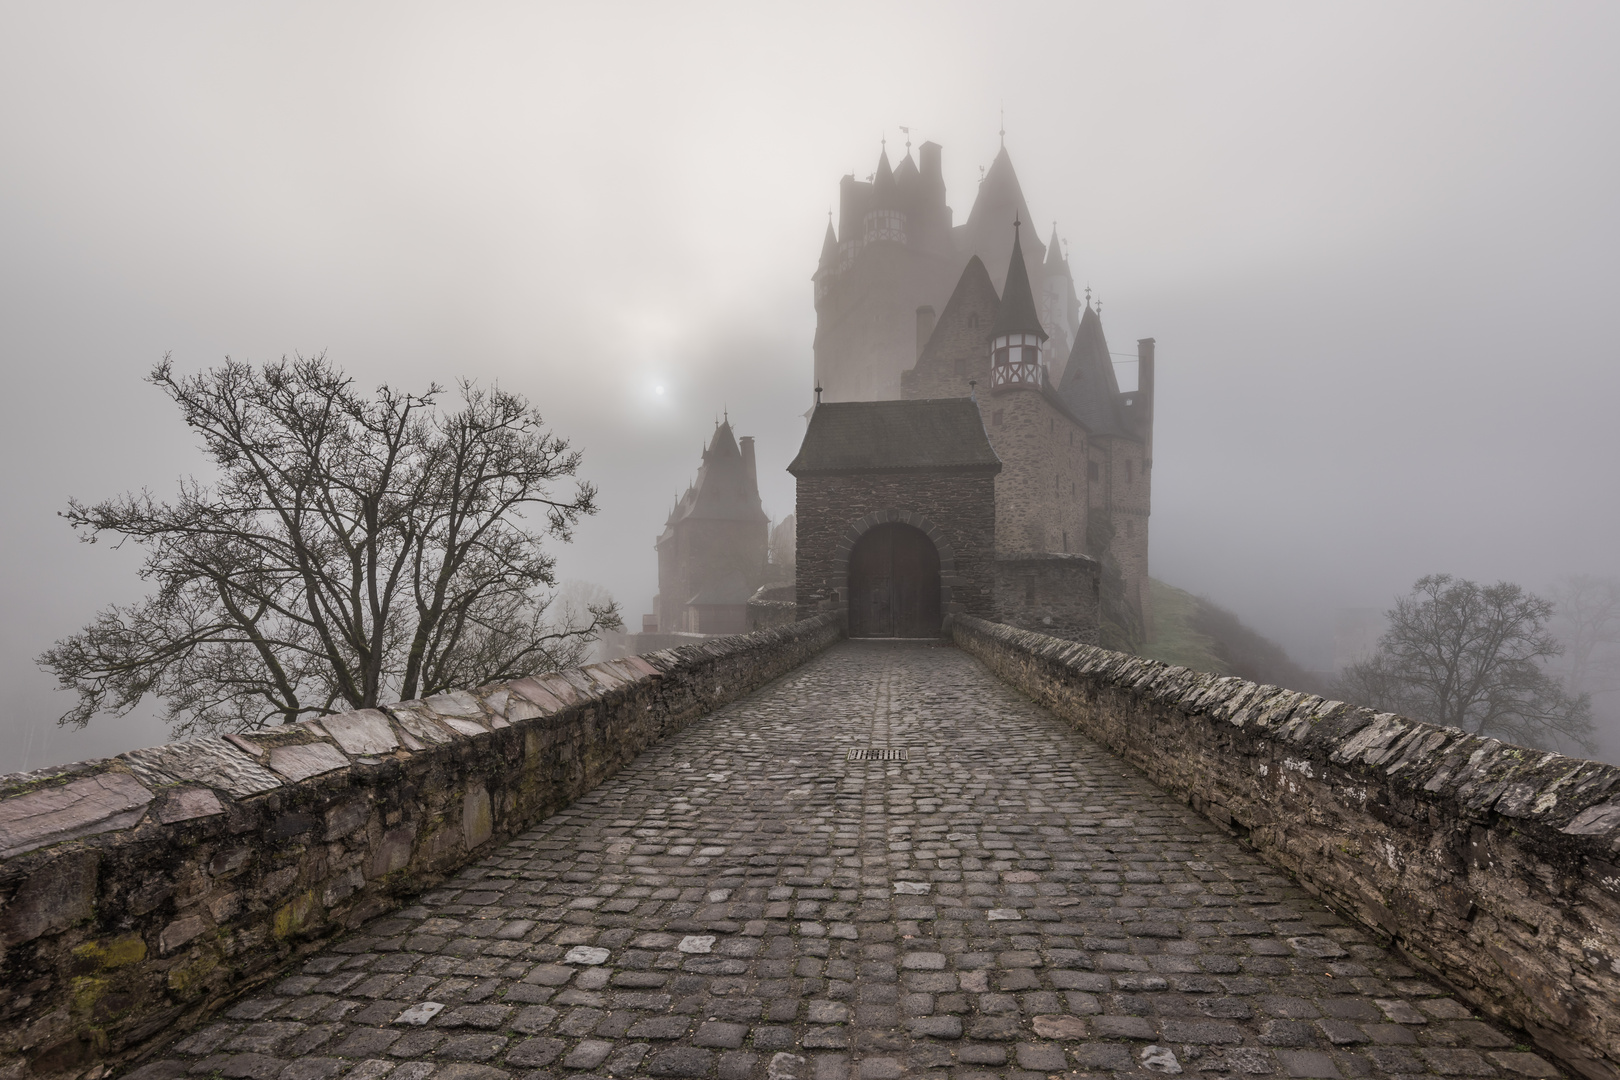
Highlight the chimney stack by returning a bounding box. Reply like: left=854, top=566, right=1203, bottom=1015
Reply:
left=1136, top=338, right=1156, bottom=464
left=916, top=306, right=936, bottom=360
left=739, top=435, right=758, bottom=491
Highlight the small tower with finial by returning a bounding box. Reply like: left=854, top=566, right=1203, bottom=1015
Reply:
left=988, top=216, right=1049, bottom=391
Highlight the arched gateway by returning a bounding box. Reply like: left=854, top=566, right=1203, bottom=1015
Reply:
left=847, top=523, right=941, bottom=637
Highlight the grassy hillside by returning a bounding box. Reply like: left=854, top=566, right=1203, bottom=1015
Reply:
left=1140, top=578, right=1325, bottom=694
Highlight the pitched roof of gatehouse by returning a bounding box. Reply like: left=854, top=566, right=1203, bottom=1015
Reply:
left=787, top=399, right=1002, bottom=476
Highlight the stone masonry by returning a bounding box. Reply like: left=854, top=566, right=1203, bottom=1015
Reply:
left=133, top=641, right=1563, bottom=1080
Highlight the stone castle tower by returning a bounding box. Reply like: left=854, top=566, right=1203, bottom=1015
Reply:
left=812, top=137, right=1154, bottom=637
left=813, top=139, right=1082, bottom=402
left=653, top=419, right=770, bottom=635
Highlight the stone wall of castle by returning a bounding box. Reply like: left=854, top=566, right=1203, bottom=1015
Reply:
left=953, top=616, right=1620, bottom=1080
left=990, top=554, right=1101, bottom=643
left=794, top=472, right=998, bottom=622
left=0, top=617, right=842, bottom=1079
left=983, top=389, right=1091, bottom=557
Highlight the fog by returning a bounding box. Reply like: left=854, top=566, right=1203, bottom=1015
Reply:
left=2, top=2, right=1618, bottom=771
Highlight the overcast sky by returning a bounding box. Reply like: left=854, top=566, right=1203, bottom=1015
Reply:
left=3, top=2, right=1618, bottom=771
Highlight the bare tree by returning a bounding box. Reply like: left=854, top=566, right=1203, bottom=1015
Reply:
left=1549, top=574, right=1620, bottom=698
left=1336, top=574, right=1595, bottom=755
left=40, top=355, right=621, bottom=737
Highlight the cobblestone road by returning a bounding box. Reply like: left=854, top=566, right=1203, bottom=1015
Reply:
left=149, top=641, right=1559, bottom=1080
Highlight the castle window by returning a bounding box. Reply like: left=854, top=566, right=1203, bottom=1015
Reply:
left=862, top=208, right=907, bottom=245
left=990, top=332, right=1044, bottom=389
left=968, top=313, right=979, bottom=329
left=1071, top=481, right=1076, bottom=498
left=992, top=409, right=1004, bottom=427
left=1127, top=461, right=1134, bottom=482
left=1048, top=418, right=1054, bottom=435
left=1062, top=530, right=1068, bottom=552
left=1088, top=461, right=1099, bottom=481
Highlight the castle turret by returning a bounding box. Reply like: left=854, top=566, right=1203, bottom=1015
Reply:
left=814, top=218, right=839, bottom=307
left=865, top=146, right=905, bottom=245
left=989, top=220, right=1048, bottom=391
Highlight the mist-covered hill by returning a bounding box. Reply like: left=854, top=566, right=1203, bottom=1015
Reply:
left=1140, top=579, right=1328, bottom=695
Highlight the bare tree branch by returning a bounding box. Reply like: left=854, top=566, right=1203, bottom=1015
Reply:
left=1336, top=574, right=1595, bottom=755
left=39, top=354, right=621, bottom=736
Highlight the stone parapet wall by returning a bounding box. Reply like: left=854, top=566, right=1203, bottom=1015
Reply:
left=0, top=615, right=842, bottom=1079
left=950, top=616, right=1620, bottom=1080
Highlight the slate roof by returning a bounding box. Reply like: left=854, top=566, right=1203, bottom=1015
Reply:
left=686, top=573, right=754, bottom=607
left=1057, top=304, right=1133, bottom=440
left=788, top=399, right=1002, bottom=476
left=663, top=420, right=768, bottom=530
left=991, top=224, right=1047, bottom=340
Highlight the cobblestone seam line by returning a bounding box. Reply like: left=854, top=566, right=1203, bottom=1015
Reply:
left=134, top=641, right=1564, bottom=1080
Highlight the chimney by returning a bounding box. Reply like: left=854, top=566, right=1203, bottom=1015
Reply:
left=919, top=141, right=943, bottom=192
left=739, top=435, right=758, bottom=491
left=1136, top=338, right=1156, bottom=463
left=915, top=306, right=936, bottom=360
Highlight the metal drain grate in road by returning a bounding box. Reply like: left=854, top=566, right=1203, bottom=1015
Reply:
left=847, top=748, right=909, bottom=761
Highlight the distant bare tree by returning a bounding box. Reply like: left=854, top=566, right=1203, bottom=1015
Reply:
left=1549, top=574, right=1620, bottom=698
left=1336, top=574, right=1595, bottom=755
left=40, top=355, right=621, bottom=737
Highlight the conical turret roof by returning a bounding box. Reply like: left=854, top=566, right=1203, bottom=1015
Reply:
left=1057, top=304, right=1129, bottom=437
left=1044, top=224, right=1067, bottom=270
left=894, top=150, right=919, bottom=188
left=871, top=146, right=897, bottom=206
left=991, top=223, right=1047, bottom=340
left=817, top=220, right=838, bottom=268
left=964, top=146, right=1034, bottom=240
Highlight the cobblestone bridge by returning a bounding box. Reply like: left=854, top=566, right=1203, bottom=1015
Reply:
left=147, top=641, right=1555, bottom=1080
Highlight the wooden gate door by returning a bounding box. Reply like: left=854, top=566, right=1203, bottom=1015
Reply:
left=847, top=524, right=941, bottom=637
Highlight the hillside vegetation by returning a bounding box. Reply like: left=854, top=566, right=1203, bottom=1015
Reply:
left=1139, top=579, right=1326, bottom=694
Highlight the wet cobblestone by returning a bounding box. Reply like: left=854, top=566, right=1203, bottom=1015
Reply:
left=137, top=641, right=1560, bottom=1080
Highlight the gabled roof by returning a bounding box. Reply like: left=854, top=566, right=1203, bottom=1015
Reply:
left=1057, top=304, right=1131, bottom=439
left=686, top=573, right=754, bottom=607
left=913, top=255, right=1000, bottom=370
left=991, top=224, right=1047, bottom=340
left=788, top=399, right=1002, bottom=476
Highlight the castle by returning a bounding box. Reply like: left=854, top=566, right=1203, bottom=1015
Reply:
left=650, top=133, right=1154, bottom=644
left=808, top=136, right=1155, bottom=639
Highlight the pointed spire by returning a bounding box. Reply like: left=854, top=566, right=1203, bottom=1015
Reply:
left=1057, top=302, right=1128, bottom=437
left=1044, top=223, right=1066, bottom=269
left=818, top=216, right=838, bottom=267
left=991, top=218, right=1047, bottom=340
left=871, top=142, right=898, bottom=208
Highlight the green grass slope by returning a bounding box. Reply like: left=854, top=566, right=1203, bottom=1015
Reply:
left=1140, top=578, right=1325, bottom=694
